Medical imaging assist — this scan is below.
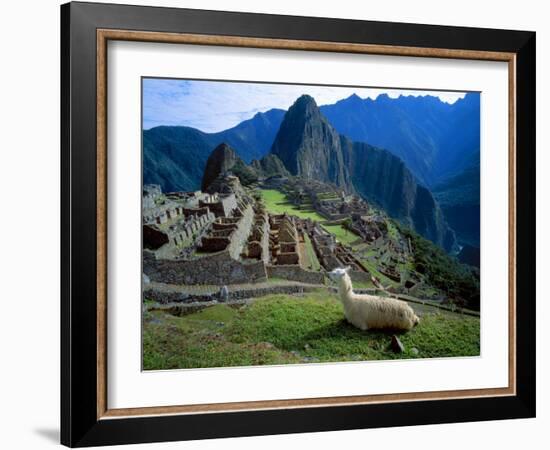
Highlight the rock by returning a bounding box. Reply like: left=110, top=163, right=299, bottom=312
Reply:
left=391, top=335, right=405, bottom=353
left=201, top=143, right=257, bottom=192
left=177, top=293, right=189, bottom=302
left=302, top=356, right=320, bottom=363
left=304, top=343, right=311, bottom=351
left=411, top=347, right=419, bottom=356
left=219, top=285, right=229, bottom=302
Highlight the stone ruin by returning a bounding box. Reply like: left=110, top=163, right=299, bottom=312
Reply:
left=199, top=192, right=238, bottom=218
left=198, top=202, right=254, bottom=259
left=142, top=187, right=216, bottom=254
left=348, top=214, right=387, bottom=242
left=199, top=217, right=241, bottom=252
left=283, top=179, right=369, bottom=221
left=269, top=214, right=300, bottom=266
left=315, top=193, right=370, bottom=221
left=244, top=205, right=270, bottom=263
left=298, top=220, right=368, bottom=274
left=142, top=180, right=394, bottom=289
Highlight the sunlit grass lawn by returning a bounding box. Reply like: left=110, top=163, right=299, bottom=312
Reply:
left=260, top=189, right=326, bottom=221
left=143, top=290, right=480, bottom=370
left=321, top=224, right=360, bottom=246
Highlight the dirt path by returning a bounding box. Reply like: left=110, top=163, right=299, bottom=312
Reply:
left=148, top=279, right=326, bottom=295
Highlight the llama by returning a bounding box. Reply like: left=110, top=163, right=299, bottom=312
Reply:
left=328, top=267, right=420, bottom=331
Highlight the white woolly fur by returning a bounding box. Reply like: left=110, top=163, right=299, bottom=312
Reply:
left=329, top=267, right=420, bottom=331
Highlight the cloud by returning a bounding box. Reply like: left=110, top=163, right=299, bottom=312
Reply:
left=142, top=78, right=469, bottom=133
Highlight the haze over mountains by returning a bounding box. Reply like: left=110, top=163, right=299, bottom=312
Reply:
left=143, top=91, right=480, bottom=249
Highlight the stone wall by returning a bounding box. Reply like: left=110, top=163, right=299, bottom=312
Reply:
left=276, top=253, right=300, bottom=265
left=260, top=215, right=270, bottom=263
left=144, top=283, right=320, bottom=305
left=266, top=265, right=326, bottom=285
left=348, top=270, right=373, bottom=284
left=199, top=193, right=238, bottom=218
left=143, top=225, right=169, bottom=250
left=182, top=206, right=211, bottom=218
left=226, top=204, right=254, bottom=259
left=143, top=250, right=267, bottom=285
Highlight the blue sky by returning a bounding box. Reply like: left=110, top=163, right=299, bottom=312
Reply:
left=142, top=78, right=467, bottom=133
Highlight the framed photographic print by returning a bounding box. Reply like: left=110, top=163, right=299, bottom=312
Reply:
left=60, top=1, right=536, bottom=447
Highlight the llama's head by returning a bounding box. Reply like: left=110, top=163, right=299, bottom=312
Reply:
left=329, top=267, right=353, bottom=299
left=328, top=267, right=351, bottom=283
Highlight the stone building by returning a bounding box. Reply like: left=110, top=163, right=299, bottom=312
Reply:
left=305, top=222, right=368, bottom=274
left=315, top=194, right=370, bottom=221
left=348, top=214, right=387, bottom=242
left=245, top=208, right=270, bottom=263
left=199, top=193, right=239, bottom=218
left=198, top=202, right=254, bottom=260
left=143, top=209, right=215, bottom=254
left=269, top=214, right=301, bottom=266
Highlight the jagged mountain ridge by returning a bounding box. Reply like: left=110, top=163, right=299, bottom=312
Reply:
left=320, top=92, right=480, bottom=187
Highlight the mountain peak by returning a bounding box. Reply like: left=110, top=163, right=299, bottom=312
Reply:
left=211, top=142, right=235, bottom=158
left=294, top=94, right=317, bottom=105
left=270, top=94, right=352, bottom=189
left=345, top=93, right=363, bottom=103
left=376, top=93, right=391, bottom=102
left=289, top=94, right=320, bottom=115
left=201, top=143, right=239, bottom=191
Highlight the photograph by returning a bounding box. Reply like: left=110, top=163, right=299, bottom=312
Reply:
left=141, top=78, right=481, bottom=370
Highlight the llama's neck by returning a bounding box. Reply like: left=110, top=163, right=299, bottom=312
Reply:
left=337, top=276, right=354, bottom=305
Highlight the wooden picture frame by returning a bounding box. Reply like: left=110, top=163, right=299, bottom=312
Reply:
left=61, top=1, right=536, bottom=447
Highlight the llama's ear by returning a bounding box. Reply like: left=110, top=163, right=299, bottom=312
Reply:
left=344, top=266, right=351, bottom=273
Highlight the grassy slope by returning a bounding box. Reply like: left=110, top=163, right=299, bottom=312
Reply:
left=143, top=291, right=480, bottom=370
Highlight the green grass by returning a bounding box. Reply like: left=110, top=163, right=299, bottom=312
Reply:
left=260, top=189, right=360, bottom=246
left=260, top=189, right=326, bottom=221
left=396, top=223, right=480, bottom=310
left=303, top=234, right=322, bottom=271
left=143, top=291, right=480, bottom=370
left=350, top=279, right=376, bottom=289
left=321, top=224, right=360, bottom=246
left=360, top=259, right=399, bottom=287
left=385, top=219, right=400, bottom=240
